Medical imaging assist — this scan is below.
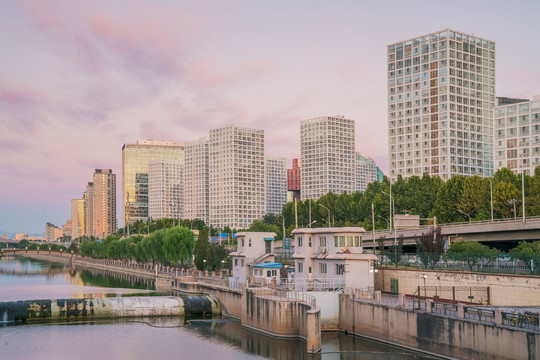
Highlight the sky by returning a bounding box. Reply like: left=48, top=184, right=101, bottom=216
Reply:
left=1, top=0, right=540, bottom=235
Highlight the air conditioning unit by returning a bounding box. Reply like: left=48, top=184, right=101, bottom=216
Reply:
left=320, top=247, right=327, bottom=253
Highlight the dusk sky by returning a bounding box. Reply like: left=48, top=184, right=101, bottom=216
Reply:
left=1, top=0, right=539, bottom=235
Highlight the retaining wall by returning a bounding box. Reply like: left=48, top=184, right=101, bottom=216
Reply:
left=377, top=268, right=540, bottom=305
left=339, top=293, right=540, bottom=360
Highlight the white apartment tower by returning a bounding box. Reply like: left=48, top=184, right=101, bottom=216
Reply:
left=148, top=158, right=184, bottom=220
left=184, top=137, right=209, bottom=224
left=265, top=157, right=287, bottom=214
left=494, top=96, right=540, bottom=175
left=300, top=116, right=356, bottom=200
left=388, top=29, right=496, bottom=181
left=209, top=124, right=265, bottom=229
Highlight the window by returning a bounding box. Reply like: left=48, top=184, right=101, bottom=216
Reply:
left=298, top=236, right=303, bottom=247
left=319, top=236, right=326, bottom=247
left=241, top=239, right=244, bottom=247
left=241, top=259, right=244, bottom=267
left=336, top=264, right=345, bottom=275
left=298, top=262, right=303, bottom=273
left=234, top=259, right=238, bottom=266
left=319, top=263, right=327, bottom=274
left=308, top=266, right=312, bottom=274
left=355, top=236, right=362, bottom=247
left=309, top=237, right=312, bottom=247
left=248, top=239, right=251, bottom=247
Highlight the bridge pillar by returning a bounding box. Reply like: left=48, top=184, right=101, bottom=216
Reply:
left=457, top=303, right=465, bottom=318
left=494, top=309, right=503, bottom=325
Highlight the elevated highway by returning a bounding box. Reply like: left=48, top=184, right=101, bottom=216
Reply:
left=363, top=217, right=540, bottom=251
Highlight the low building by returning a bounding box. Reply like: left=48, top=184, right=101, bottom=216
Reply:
left=229, top=231, right=277, bottom=286
left=290, top=227, right=376, bottom=291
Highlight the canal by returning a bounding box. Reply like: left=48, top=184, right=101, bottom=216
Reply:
left=0, top=257, right=442, bottom=359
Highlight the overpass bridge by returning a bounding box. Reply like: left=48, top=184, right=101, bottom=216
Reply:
left=363, top=217, right=540, bottom=252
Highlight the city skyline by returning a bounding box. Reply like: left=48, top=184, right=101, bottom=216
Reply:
left=1, top=1, right=540, bottom=233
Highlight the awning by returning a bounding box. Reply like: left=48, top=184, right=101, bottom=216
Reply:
left=251, top=262, right=282, bottom=269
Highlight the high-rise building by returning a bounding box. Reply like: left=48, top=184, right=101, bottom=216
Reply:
left=265, top=157, right=287, bottom=214
left=287, top=158, right=301, bottom=202
left=356, top=153, right=384, bottom=192
left=209, top=124, right=265, bottom=229
left=61, top=220, right=71, bottom=238
left=494, top=95, right=540, bottom=175
left=71, top=194, right=86, bottom=239
left=388, top=29, right=496, bottom=181
left=45, top=222, right=63, bottom=242
left=85, top=183, right=94, bottom=237
left=184, top=137, right=209, bottom=224
left=148, top=158, right=184, bottom=220
left=300, top=115, right=356, bottom=200
left=92, top=169, right=116, bottom=238
left=122, top=140, right=184, bottom=226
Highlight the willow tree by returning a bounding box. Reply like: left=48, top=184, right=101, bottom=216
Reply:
left=162, top=226, right=195, bottom=267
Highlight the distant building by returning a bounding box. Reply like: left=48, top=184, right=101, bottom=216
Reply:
left=148, top=158, right=184, bottom=220
left=122, top=140, right=184, bottom=225
left=494, top=95, right=540, bottom=175
left=91, top=169, right=117, bottom=238
left=356, top=153, right=384, bottom=192
left=300, top=116, right=356, bottom=200
left=62, top=220, right=71, bottom=237
left=45, top=223, right=63, bottom=242
left=208, top=124, right=265, bottom=229
left=287, top=158, right=301, bottom=201
left=85, top=183, right=94, bottom=237
left=71, top=194, right=86, bottom=239
left=14, top=233, right=28, bottom=241
left=0, top=234, right=9, bottom=241
left=184, top=137, right=209, bottom=224
left=265, top=157, right=287, bottom=214
left=497, top=97, right=529, bottom=106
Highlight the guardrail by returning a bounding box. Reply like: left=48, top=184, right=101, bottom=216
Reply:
left=249, top=288, right=317, bottom=308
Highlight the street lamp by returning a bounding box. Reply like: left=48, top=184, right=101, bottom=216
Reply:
left=318, top=204, right=331, bottom=227
left=381, top=191, right=394, bottom=232
left=421, top=274, right=428, bottom=310
left=377, top=215, right=389, bottom=231
left=457, top=209, right=471, bottom=223
left=307, top=220, right=317, bottom=228
left=203, top=259, right=207, bottom=271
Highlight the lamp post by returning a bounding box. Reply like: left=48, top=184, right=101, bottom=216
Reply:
left=307, top=220, right=317, bottom=228
left=522, top=171, right=526, bottom=224
left=277, top=214, right=286, bottom=240
left=318, top=204, right=331, bottom=227
left=382, top=191, right=394, bottom=233
left=377, top=215, right=389, bottom=231
left=421, top=274, right=428, bottom=310
left=487, top=177, right=493, bottom=222
left=457, top=209, right=471, bottom=223
left=393, top=213, right=409, bottom=267
left=203, top=259, right=207, bottom=272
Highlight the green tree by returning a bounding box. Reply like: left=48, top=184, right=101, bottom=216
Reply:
left=432, top=175, right=465, bottom=223
left=443, top=240, right=499, bottom=271
left=493, top=182, right=520, bottom=219
left=142, top=229, right=166, bottom=264
left=416, top=226, right=445, bottom=269
left=509, top=241, right=540, bottom=273
left=459, top=175, right=490, bottom=221
left=248, top=219, right=276, bottom=233
left=193, top=227, right=210, bottom=270
left=162, top=226, right=195, bottom=266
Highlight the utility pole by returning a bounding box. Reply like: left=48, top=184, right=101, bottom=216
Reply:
left=371, top=203, right=376, bottom=255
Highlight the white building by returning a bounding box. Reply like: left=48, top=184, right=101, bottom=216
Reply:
left=148, top=158, right=184, bottom=220
left=356, top=153, right=381, bottom=192
left=388, top=29, right=496, bottom=181
left=265, top=157, right=287, bottom=214
left=209, top=124, right=265, bottom=229
left=184, top=137, right=209, bottom=224
left=290, top=227, right=376, bottom=291
left=229, top=232, right=277, bottom=285
left=494, top=96, right=540, bottom=175
left=300, top=116, right=356, bottom=201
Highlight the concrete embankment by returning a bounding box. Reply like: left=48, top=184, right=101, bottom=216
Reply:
left=339, top=293, right=540, bottom=360
left=0, top=296, right=220, bottom=323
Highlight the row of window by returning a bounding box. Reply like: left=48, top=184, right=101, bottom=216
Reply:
left=297, top=262, right=345, bottom=275
left=297, top=235, right=362, bottom=248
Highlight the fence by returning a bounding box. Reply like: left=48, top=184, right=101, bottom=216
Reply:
left=248, top=288, right=317, bottom=307
left=377, top=253, right=539, bottom=275
left=281, top=277, right=345, bottom=292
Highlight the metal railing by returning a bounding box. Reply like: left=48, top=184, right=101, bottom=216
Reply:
left=502, top=311, right=540, bottom=331
left=248, top=288, right=317, bottom=308
left=281, top=277, right=345, bottom=292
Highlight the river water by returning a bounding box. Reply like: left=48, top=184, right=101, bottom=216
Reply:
left=0, top=257, right=440, bottom=359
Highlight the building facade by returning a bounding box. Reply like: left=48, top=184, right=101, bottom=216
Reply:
left=494, top=96, right=540, bottom=175
left=92, top=169, right=116, bottom=238
left=388, top=29, right=496, bottom=181
left=70, top=195, right=86, bottom=240
left=287, top=158, right=301, bottom=201
left=184, top=137, right=209, bottom=224
left=45, top=222, right=63, bottom=242
left=85, top=183, right=94, bottom=237
left=122, top=140, right=184, bottom=226
left=265, top=157, right=287, bottom=214
left=356, top=153, right=383, bottom=192
left=148, top=158, right=184, bottom=220
left=230, top=231, right=277, bottom=285
left=300, top=116, right=356, bottom=201
left=209, top=124, right=265, bottom=229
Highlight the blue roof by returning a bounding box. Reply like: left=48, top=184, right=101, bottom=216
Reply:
left=251, top=262, right=282, bottom=269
